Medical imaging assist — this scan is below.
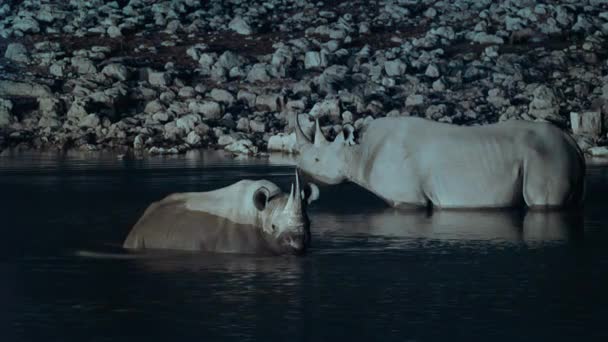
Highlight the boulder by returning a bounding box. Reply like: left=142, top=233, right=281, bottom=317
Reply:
left=185, top=131, right=202, bottom=146
left=256, top=94, right=283, bottom=112
left=0, top=99, right=13, bottom=127
left=71, top=57, right=97, bottom=74
left=247, top=63, right=271, bottom=83
left=189, top=101, right=222, bottom=119
left=528, top=85, right=559, bottom=120
left=570, top=111, right=602, bottom=136
left=304, top=51, right=327, bottom=69
left=4, top=43, right=30, bottom=63
left=210, top=88, right=235, bottom=105
left=384, top=60, right=407, bottom=76
left=101, top=63, right=129, bottom=81
left=175, top=114, right=202, bottom=132
left=228, top=16, right=252, bottom=35
left=0, top=80, right=52, bottom=98
left=267, top=132, right=297, bottom=153
left=148, top=71, right=170, bottom=87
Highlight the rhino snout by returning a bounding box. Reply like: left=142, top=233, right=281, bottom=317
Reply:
left=279, top=231, right=308, bottom=255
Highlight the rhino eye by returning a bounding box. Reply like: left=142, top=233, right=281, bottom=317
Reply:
left=271, top=224, right=277, bottom=231
left=314, top=158, right=319, bottom=162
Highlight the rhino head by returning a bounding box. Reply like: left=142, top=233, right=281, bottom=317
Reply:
left=294, top=115, right=356, bottom=185
left=254, top=170, right=319, bottom=255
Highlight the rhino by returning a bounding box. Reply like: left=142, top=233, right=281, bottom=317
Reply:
left=295, top=116, right=585, bottom=210
left=123, top=171, right=319, bottom=255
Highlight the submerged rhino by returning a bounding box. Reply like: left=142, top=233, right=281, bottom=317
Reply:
left=123, top=172, right=319, bottom=255
left=295, top=116, right=585, bottom=210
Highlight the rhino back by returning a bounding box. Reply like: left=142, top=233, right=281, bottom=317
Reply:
left=123, top=198, right=267, bottom=253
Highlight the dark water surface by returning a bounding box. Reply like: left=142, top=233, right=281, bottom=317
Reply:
left=1, top=150, right=608, bottom=341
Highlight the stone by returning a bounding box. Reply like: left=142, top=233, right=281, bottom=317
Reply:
left=405, top=94, right=424, bottom=107
left=225, top=139, right=257, bottom=155
left=472, top=33, right=504, bottom=44
left=152, top=112, right=170, bottom=123
left=178, top=87, right=196, bottom=99
left=247, top=63, right=271, bottom=83
left=267, top=132, right=297, bottom=153
left=185, top=131, right=202, bottom=146
left=228, top=16, right=252, bottom=35
left=237, top=90, right=257, bottom=108
left=189, top=101, right=222, bottom=120
left=71, top=57, right=97, bottom=74
left=49, top=63, right=64, bottom=77
left=4, top=43, right=29, bottom=63
left=176, top=114, right=202, bottom=133
left=528, top=85, right=558, bottom=120
left=67, top=100, right=88, bottom=119
left=217, top=51, right=244, bottom=70
left=79, top=114, right=100, bottom=128
left=148, top=71, right=170, bottom=87
left=570, top=111, right=602, bottom=136
left=309, top=99, right=341, bottom=119
left=304, top=51, right=327, bottom=69
left=432, top=79, right=446, bottom=91
left=588, top=146, right=608, bottom=158
left=255, top=94, right=283, bottom=112
left=237, top=117, right=250, bottom=131
left=107, top=26, right=122, bottom=38
left=318, top=65, right=348, bottom=94
left=12, top=17, right=40, bottom=33
left=133, top=135, right=144, bottom=149
left=249, top=120, right=266, bottom=133
left=384, top=60, right=407, bottom=77
left=210, top=88, right=235, bottom=105
left=425, top=64, right=440, bottom=78
left=101, top=63, right=129, bottom=81
left=0, top=99, right=13, bottom=127
left=425, top=104, right=448, bottom=120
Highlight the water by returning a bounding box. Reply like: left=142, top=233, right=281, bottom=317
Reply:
left=1, top=149, right=607, bottom=342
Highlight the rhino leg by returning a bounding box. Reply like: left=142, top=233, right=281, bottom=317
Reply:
left=522, top=154, right=580, bottom=210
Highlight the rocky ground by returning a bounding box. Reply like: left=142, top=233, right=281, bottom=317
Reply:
left=1, top=0, right=608, bottom=157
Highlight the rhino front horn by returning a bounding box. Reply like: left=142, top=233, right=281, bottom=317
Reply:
left=314, top=118, right=329, bottom=147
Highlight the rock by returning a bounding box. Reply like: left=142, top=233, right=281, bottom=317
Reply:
left=425, top=104, right=448, bottom=120
left=318, top=65, right=348, bottom=94
left=342, top=111, right=354, bottom=123
left=107, top=26, right=122, bottom=38
left=267, top=132, right=297, bottom=153
left=4, top=43, right=29, bottom=63
left=405, top=94, right=424, bottom=107
left=247, top=63, right=271, bottom=83
left=101, top=63, right=129, bottom=81
left=79, top=114, right=100, bottom=128
left=38, top=97, right=62, bottom=117
left=225, top=139, right=257, bottom=155
left=217, top=134, right=236, bottom=146
left=148, top=71, right=170, bottom=87
left=189, top=101, right=222, bottom=119
left=228, top=16, right=252, bottom=35
left=145, top=100, right=165, bottom=114
left=310, top=99, right=341, bottom=119
left=570, top=111, right=602, bottom=136
left=304, top=51, right=327, bottom=69
left=237, top=90, right=257, bottom=108
left=185, top=131, right=202, bottom=146
left=174, top=87, right=193, bottom=99
left=217, top=51, right=244, bottom=70
left=588, top=146, right=608, bottom=157
left=236, top=117, right=250, bottom=131
left=71, top=57, right=97, bottom=74
left=472, top=33, right=504, bottom=44
left=176, top=114, right=202, bottom=133
left=255, top=94, right=283, bottom=112
left=425, top=64, right=440, bottom=78
left=249, top=120, right=266, bottom=133
left=210, top=88, right=235, bottom=105
left=528, top=85, right=559, bottom=120
left=384, top=60, right=407, bottom=76
left=152, top=112, right=170, bottom=123
left=0, top=80, right=52, bottom=98
left=0, top=99, right=13, bottom=127
left=133, top=135, right=144, bottom=149
left=49, top=63, right=64, bottom=77
left=67, top=100, right=89, bottom=119
left=432, top=79, right=446, bottom=91
left=12, top=17, right=40, bottom=33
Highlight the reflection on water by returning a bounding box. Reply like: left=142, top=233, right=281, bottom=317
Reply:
left=1, top=150, right=608, bottom=341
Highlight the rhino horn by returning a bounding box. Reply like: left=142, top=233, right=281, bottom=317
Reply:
left=314, top=118, right=329, bottom=147
left=294, top=114, right=312, bottom=148
left=284, top=170, right=303, bottom=216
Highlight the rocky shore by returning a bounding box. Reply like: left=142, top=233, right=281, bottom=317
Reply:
left=1, top=0, right=607, bottom=157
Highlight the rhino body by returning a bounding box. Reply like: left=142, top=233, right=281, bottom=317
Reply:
left=124, top=176, right=319, bottom=255
left=296, top=116, right=585, bottom=210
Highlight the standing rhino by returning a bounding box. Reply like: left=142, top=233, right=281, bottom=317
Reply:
left=123, top=172, right=319, bottom=255
left=295, top=116, right=585, bottom=209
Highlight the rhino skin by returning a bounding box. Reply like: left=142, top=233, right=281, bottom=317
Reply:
left=295, top=116, right=585, bottom=210
left=123, top=174, right=319, bottom=255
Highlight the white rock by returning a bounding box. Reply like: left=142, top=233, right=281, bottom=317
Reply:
left=175, top=114, right=202, bottom=132
left=107, top=26, right=122, bottom=38
left=133, top=135, right=144, bottom=149
left=79, top=114, right=100, bottom=128
left=101, top=63, right=128, bottom=81
left=405, top=94, right=424, bottom=107
left=178, top=87, right=195, bottom=98
left=570, top=111, right=602, bottom=136
left=528, top=85, right=558, bottom=120
left=247, top=63, right=271, bottom=83
left=237, top=90, right=257, bottom=108
left=304, top=51, right=327, bottom=69
left=228, top=16, right=252, bottom=35
left=225, top=139, right=257, bottom=155
left=249, top=120, right=266, bottom=133
left=12, top=17, right=40, bottom=33
left=145, top=100, right=164, bottom=114
left=309, top=99, right=341, bottom=118
left=210, top=88, right=235, bottom=105
left=49, top=63, right=64, bottom=77
left=255, top=94, right=283, bottom=112
left=425, top=64, right=440, bottom=78
left=472, top=32, right=504, bottom=44
left=267, top=132, right=297, bottom=153
left=384, top=60, right=407, bottom=76
left=67, top=100, right=88, bottom=119
left=236, top=117, right=250, bottom=131
left=0, top=99, right=13, bottom=127
left=189, top=101, right=221, bottom=119
left=185, top=131, right=202, bottom=146
left=432, top=79, right=446, bottom=91
left=4, top=43, right=29, bottom=63
left=71, top=56, right=97, bottom=74
left=588, top=146, right=608, bottom=157
left=152, top=112, right=170, bottom=123
left=148, top=71, right=170, bottom=87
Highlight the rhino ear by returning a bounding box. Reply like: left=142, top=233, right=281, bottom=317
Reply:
left=253, top=186, right=271, bottom=211
left=333, top=124, right=356, bottom=146
left=302, top=183, right=320, bottom=205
